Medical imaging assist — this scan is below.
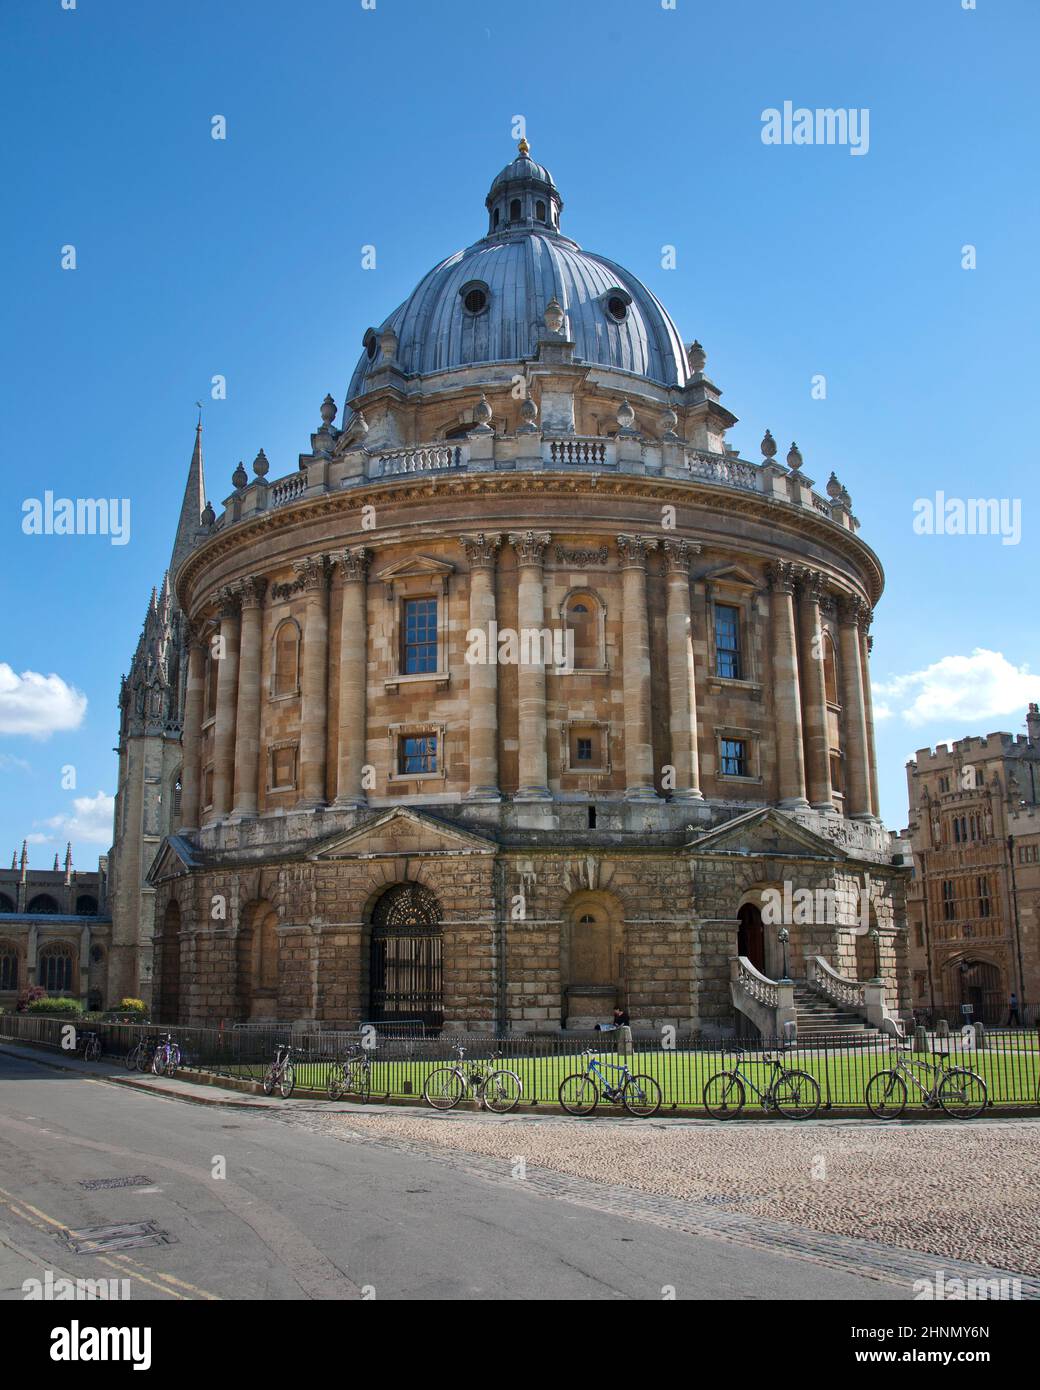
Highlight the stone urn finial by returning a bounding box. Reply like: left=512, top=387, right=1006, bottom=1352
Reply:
left=544, top=296, right=565, bottom=334
left=661, top=405, right=679, bottom=441
left=320, top=394, right=337, bottom=429
left=787, top=441, right=803, bottom=471
left=379, top=326, right=398, bottom=362
left=688, top=340, right=707, bottom=373
left=472, top=393, right=494, bottom=434
left=826, top=470, right=842, bottom=499
left=252, top=448, right=269, bottom=479
left=201, top=500, right=216, bottom=527
left=761, top=429, right=777, bottom=460
left=517, top=395, right=539, bottom=433
left=232, top=460, right=248, bottom=490
left=616, top=397, right=637, bottom=434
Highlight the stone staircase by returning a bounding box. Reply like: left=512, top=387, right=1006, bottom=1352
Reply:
left=792, top=981, right=882, bottom=1043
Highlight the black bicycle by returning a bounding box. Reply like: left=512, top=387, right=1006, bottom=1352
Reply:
left=703, top=1048, right=821, bottom=1120
left=263, top=1043, right=296, bottom=1098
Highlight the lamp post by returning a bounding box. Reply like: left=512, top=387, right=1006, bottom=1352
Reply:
left=868, top=925, right=883, bottom=984
left=777, top=926, right=791, bottom=983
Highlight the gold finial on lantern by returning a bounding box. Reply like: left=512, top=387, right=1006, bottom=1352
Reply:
left=517, top=136, right=530, bottom=156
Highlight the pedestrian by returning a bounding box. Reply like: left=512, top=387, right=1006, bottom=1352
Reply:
left=612, top=1005, right=630, bottom=1028
left=1009, top=992, right=1021, bottom=1027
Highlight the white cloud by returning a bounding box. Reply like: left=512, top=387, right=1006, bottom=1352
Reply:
left=874, top=649, right=1040, bottom=730
left=0, top=663, right=87, bottom=739
left=39, top=791, right=115, bottom=847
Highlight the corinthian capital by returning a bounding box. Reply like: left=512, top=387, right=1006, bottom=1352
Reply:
left=662, top=538, right=701, bottom=575
left=837, top=593, right=871, bottom=629
left=336, top=546, right=371, bottom=584
left=240, top=575, right=268, bottom=610
left=616, top=534, right=659, bottom=568
left=509, top=531, right=551, bottom=567
left=216, top=584, right=242, bottom=619
left=766, top=559, right=797, bottom=595
left=795, top=566, right=825, bottom=602
left=293, top=555, right=331, bottom=591
left=460, top=533, right=502, bottom=569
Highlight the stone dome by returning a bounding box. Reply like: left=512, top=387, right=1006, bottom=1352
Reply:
left=346, top=143, right=691, bottom=400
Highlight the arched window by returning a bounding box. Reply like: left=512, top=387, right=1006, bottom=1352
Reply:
left=0, top=942, right=18, bottom=991
left=272, top=619, right=301, bottom=697
left=369, top=883, right=443, bottom=1028
left=492, top=207, right=500, bottom=229
left=823, top=634, right=839, bottom=705
left=0, top=893, right=14, bottom=913
left=39, top=943, right=74, bottom=993
left=509, top=198, right=521, bottom=221
left=255, top=909, right=279, bottom=993
left=75, top=896, right=98, bottom=915
left=563, top=592, right=602, bottom=669
left=27, top=895, right=61, bottom=915
left=536, top=199, right=546, bottom=221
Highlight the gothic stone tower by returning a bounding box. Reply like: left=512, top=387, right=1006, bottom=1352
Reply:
left=108, top=425, right=206, bottom=1005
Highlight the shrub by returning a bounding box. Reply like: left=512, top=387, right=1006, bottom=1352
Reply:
left=120, top=998, right=147, bottom=1015
left=26, top=995, right=84, bottom=1017
left=16, top=986, right=46, bottom=1013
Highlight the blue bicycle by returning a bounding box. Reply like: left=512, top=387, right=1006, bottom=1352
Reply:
left=558, top=1049, right=661, bottom=1117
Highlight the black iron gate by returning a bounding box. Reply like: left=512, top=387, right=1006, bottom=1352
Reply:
left=369, top=883, right=443, bottom=1029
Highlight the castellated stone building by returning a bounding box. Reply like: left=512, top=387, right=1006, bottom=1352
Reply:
left=904, top=704, right=1040, bottom=1025
left=135, top=142, right=909, bottom=1036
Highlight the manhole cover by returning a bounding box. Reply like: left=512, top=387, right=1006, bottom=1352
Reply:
left=78, top=1175, right=153, bottom=1191
left=61, top=1221, right=174, bottom=1253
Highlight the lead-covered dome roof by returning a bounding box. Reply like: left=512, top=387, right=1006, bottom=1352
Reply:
left=346, top=142, right=691, bottom=400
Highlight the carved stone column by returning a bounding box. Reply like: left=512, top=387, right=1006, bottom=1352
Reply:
left=332, top=547, right=370, bottom=808
left=838, top=595, right=872, bottom=819
left=796, top=568, right=834, bottom=812
left=767, top=560, right=809, bottom=807
left=461, top=533, right=502, bottom=801
left=617, top=534, right=659, bottom=800
left=860, top=615, right=879, bottom=818
left=231, top=576, right=267, bottom=818
left=295, top=556, right=330, bottom=810
left=178, top=625, right=206, bottom=831
left=211, top=587, right=241, bottom=819
left=508, top=531, right=551, bottom=800
left=662, top=539, right=702, bottom=801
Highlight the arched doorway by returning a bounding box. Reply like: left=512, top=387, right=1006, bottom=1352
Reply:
left=562, top=892, right=623, bottom=1028
left=237, top=902, right=281, bottom=1020
left=158, top=900, right=182, bottom=1023
left=737, top=903, right=766, bottom=974
left=951, top=957, right=1004, bottom=1025
left=368, top=883, right=443, bottom=1029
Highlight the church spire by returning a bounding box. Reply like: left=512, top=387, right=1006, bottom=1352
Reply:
left=170, top=419, right=208, bottom=583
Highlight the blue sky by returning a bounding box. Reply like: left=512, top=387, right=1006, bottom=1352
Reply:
left=1, top=0, right=1037, bottom=861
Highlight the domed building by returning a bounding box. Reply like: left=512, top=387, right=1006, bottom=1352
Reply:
left=138, top=141, right=909, bottom=1036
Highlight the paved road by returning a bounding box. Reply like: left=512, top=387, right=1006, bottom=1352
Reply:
left=0, top=1048, right=905, bottom=1301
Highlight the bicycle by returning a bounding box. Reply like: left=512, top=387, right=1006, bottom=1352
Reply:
left=558, top=1050, right=662, bottom=1118
left=150, top=1032, right=182, bottom=1077
left=76, top=1030, right=103, bottom=1062
left=865, top=1046, right=987, bottom=1119
left=262, top=1043, right=296, bottom=1098
left=327, top=1047, right=372, bottom=1103
left=423, top=1043, right=522, bottom=1113
left=703, top=1048, right=821, bottom=1120
left=125, top=1034, right=159, bottom=1072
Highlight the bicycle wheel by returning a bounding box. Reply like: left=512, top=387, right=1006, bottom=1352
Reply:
left=167, top=1045, right=181, bottom=1072
left=864, top=1070, right=908, bottom=1119
left=151, top=1049, right=166, bottom=1076
left=84, top=1037, right=102, bottom=1062
left=136, top=1046, right=152, bottom=1073
left=773, top=1069, right=821, bottom=1120
left=125, top=1044, right=140, bottom=1071
left=558, top=1073, right=598, bottom=1116
left=279, top=1064, right=295, bottom=1099
left=938, top=1068, right=987, bottom=1119
left=703, top=1071, right=745, bottom=1118
left=621, top=1074, right=662, bottom=1118
left=348, top=1062, right=371, bottom=1104
left=262, top=1067, right=277, bottom=1096
left=481, top=1068, right=522, bottom=1114
left=327, top=1066, right=345, bottom=1101
left=424, top=1067, right=465, bottom=1110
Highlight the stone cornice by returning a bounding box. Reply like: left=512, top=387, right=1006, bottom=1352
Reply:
left=177, top=470, right=884, bottom=617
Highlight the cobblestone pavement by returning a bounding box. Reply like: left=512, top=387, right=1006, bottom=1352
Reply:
left=279, top=1106, right=1040, bottom=1291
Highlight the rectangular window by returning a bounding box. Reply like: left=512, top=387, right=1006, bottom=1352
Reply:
left=914, top=924, right=924, bottom=949
left=829, top=753, right=844, bottom=795
left=399, top=734, right=437, bottom=775
left=271, top=747, right=296, bottom=790
left=720, top=738, right=747, bottom=777
left=941, top=880, right=956, bottom=922
left=714, top=605, right=742, bottom=680
left=203, top=766, right=214, bottom=808
left=403, top=598, right=438, bottom=674
left=576, top=737, right=593, bottom=762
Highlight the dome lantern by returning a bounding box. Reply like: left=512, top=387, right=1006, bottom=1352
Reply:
left=485, top=138, right=563, bottom=236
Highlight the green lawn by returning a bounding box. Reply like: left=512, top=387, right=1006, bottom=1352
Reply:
left=205, top=1043, right=1040, bottom=1112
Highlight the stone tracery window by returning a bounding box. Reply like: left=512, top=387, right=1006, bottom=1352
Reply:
left=0, top=942, right=18, bottom=991
left=39, top=942, right=74, bottom=993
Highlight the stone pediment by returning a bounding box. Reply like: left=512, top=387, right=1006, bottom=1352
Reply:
left=308, top=808, right=496, bottom=861
left=684, top=808, right=843, bottom=861
left=376, top=554, right=454, bottom=597
left=146, top=835, right=200, bottom=885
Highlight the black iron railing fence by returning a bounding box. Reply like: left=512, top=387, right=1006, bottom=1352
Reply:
left=3, top=1013, right=1038, bottom=1112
